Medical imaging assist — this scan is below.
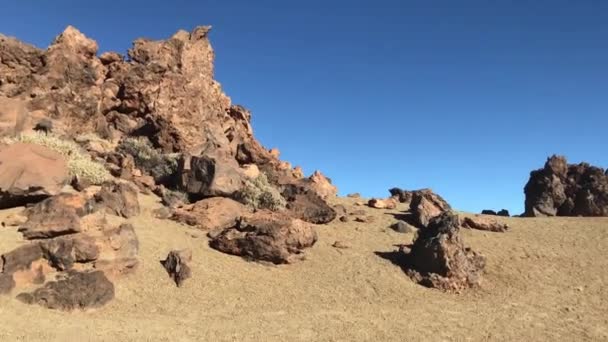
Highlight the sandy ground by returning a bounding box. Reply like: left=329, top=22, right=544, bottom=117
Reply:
left=0, top=195, right=607, bottom=341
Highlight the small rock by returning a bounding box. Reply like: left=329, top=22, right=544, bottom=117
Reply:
left=347, top=193, right=361, bottom=198
left=339, top=216, right=349, bottom=222
left=2, top=212, right=27, bottom=227
left=332, top=241, right=350, bottom=249
left=497, top=209, right=510, bottom=217
left=161, top=249, right=192, bottom=287
left=391, top=221, right=415, bottom=234
left=368, top=198, right=398, bottom=209
left=462, top=216, right=508, bottom=233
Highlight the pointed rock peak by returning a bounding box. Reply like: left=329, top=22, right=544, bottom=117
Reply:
left=190, top=26, right=212, bottom=41
left=51, top=25, right=98, bottom=57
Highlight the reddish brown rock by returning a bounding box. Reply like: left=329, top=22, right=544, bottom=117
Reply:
left=91, top=182, right=140, bottom=218
left=404, top=212, right=485, bottom=291
left=171, top=197, right=250, bottom=230
left=93, top=223, right=139, bottom=276
left=462, top=216, right=508, bottom=233
left=19, top=199, right=82, bottom=239
left=161, top=249, right=192, bottom=287
left=524, top=155, right=608, bottom=217
left=0, top=143, right=70, bottom=209
left=209, top=210, right=317, bottom=264
left=409, top=189, right=452, bottom=228
left=281, top=184, right=336, bottom=224
left=389, top=188, right=413, bottom=203
left=308, top=171, right=337, bottom=200
left=17, top=270, right=114, bottom=311
left=177, top=154, right=245, bottom=199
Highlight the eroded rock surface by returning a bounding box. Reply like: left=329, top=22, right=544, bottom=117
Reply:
left=409, top=189, right=452, bottom=228
left=161, top=249, right=192, bottom=287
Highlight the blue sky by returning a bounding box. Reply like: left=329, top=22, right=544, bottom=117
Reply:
left=1, top=0, right=606, bottom=214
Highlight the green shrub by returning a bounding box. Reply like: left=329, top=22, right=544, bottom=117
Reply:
left=117, top=137, right=179, bottom=182
left=237, top=173, right=286, bottom=211
left=3, top=131, right=112, bottom=185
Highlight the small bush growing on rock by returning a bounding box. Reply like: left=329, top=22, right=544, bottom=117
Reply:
left=237, top=173, right=286, bottom=211
left=2, top=132, right=112, bottom=185
left=117, top=137, right=179, bottom=182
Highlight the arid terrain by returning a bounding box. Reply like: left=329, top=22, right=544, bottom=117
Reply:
left=1, top=194, right=606, bottom=342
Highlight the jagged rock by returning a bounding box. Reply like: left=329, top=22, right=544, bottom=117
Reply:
left=177, top=155, right=245, bottom=199
left=17, top=270, right=114, bottom=311
left=19, top=198, right=82, bottom=239
left=391, top=221, right=415, bottom=234
left=40, top=234, right=99, bottom=271
left=404, top=212, right=485, bottom=291
left=171, top=197, right=250, bottom=230
left=0, top=143, right=70, bottom=209
left=481, top=209, right=510, bottom=217
left=524, top=155, right=608, bottom=217
left=161, top=249, right=192, bottom=287
left=281, top=184, right=336, bottom=224
left=346, top=193, right=361, bottom=198
left=409, top=189, right=452, bottom=228
left=93, top=223, right=139, bottom=276
left=91, top=182, right=140, bottom=218
left=209, top=210, right=317, bottom=264
left=368, top=198, right=398, bottom=209
left=308, top=171, right=337, bottom=200
left=461, top=216, right=508, bottom=232
left=481, top=209, right=497, bottom=215
left=0, top=243, right=46, bottom=294
left=389, top=188, right=413, bottom=203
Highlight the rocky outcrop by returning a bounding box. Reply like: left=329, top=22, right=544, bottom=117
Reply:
left=281, top=183, right=336, bottom=224
left=161, top=249, right=192, bottom=287
left=524, top=155, right=608, bottom=217
left=409, top=189, right=451, bottom=228
left=171, top=197, right=250, bottom=230
left=209, top=210, right=317, bottom=264
left=389, top=188, right=412, bottom=203
left=0, top=143, right=69, bottom=209
left=404, top=212, right=485, bottom=291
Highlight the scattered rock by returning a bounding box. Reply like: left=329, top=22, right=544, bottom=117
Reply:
left=1, top=212, right=27, bottom=227
left=152, top=207, right=172, bottom=219
left=19, top=199, right=82, bottom=239
left=40, top=234, right=99, bottom=271
left=404, top=212, right=485, bottom=291
left=178, top=155, right=245, bottom=199
left=524, top=155, right=608, bottom=217
left=339, top=216, right=349, bottom=222
left=209, top=210, right=317, bottom=264
left=461, top=216, right=508, bottom=232
left=347, top=193, right=361, bottom=198
left=481, top=209, right=497, bottom=215
left=0, top=143, right=69, bottom=209
left=17, top=270, right=114, bottom=311
left=91, top=182, right=140, bottom=218
left=391, top=221, right=415, bottom=234
left=354, top=216, right=375, bottom=223
left=409, top=189, right=451, bottom=228
left=93, top=223, right=139, bottom=276
left=368, top=198, right=398, bottom=209
left=332, top=241, right=350, bottom=249
left=307, top=171, right=337, bottom=200
left=497, top=209, right=510, bottom=217
left=171, top=197, right=250, bottom=230
left=161, top=249, right=192, bottom=287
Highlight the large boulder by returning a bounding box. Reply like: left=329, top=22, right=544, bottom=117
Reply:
left=524, top=155, right=608, bottom=217
left=409, top=189, right=452, bottom=228
left=389, top=188, right=413, bottom=203
left=0, top=143, right=69, bottom=209
left=307, top=171, right=337, bottom=200
left=17, top=270, right=114, bottom=311
left=461, top=216, right=508, bottom=232
left=209, top=210, right=317, bottom=264
left=91, top=181, right=140, bottom=218
left=171, top=197, right=250, bottom=230
left=404, top=212, right=485, bottom=291
left=177, top=154, right=245, bottom=200
left=281, top=183, right=336, bottom=224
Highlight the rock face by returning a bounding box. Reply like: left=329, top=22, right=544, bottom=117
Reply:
left=17, top=270, right=114, bottom=310
left=161, top=249, right=192, bottom=287
left=0, top=143, right=69, bottom=209
left=404, top=212, right=485, bottom=291
left=307, top=171, right=337, bottom=200
left=209, top=211, right=317, bottom=264
left=524, top=155, right=608, bottom=217
left=171, top=197, right=250, bottom=230
left=409, top=189, right=452, bottom=228
left=461, top=216, right=508, bottom=232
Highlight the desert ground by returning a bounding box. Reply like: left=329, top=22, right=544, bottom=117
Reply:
left=0, top=194, right=606, bottom=342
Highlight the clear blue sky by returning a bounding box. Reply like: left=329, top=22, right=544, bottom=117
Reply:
left=1, top=1, right=606, bottom=214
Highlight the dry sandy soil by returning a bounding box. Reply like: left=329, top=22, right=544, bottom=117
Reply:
left=0, top=195, right=607, bottom=341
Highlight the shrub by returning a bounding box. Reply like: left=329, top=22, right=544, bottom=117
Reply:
left=237, top=173, right=286, bottom=211
left=3, top=131, right=112, bottom=185
left=117, top=137, right=179, bottom=182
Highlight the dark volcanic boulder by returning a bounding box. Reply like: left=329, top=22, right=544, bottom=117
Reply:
left=281, top=184, right=336, bottom=224
left=209, top=210, right=317, bottom=264
left=91, top=182, right=140, bottom=218
left=404, top=212, right=485, bottom=291
left=17, top=270, right=114, bottom=311
left=524, top=155, right=608, bottom=217
left=481, top=209, right=497, bottom=215
left=389, top=188, right=413, bottom=203
left=409, top=189, right=452, bottom=228
left=497, top=209, right=510, bottom=217
left=177, top=154, right=245, bottom=199
left=161, top=249, right=192, bottom=287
